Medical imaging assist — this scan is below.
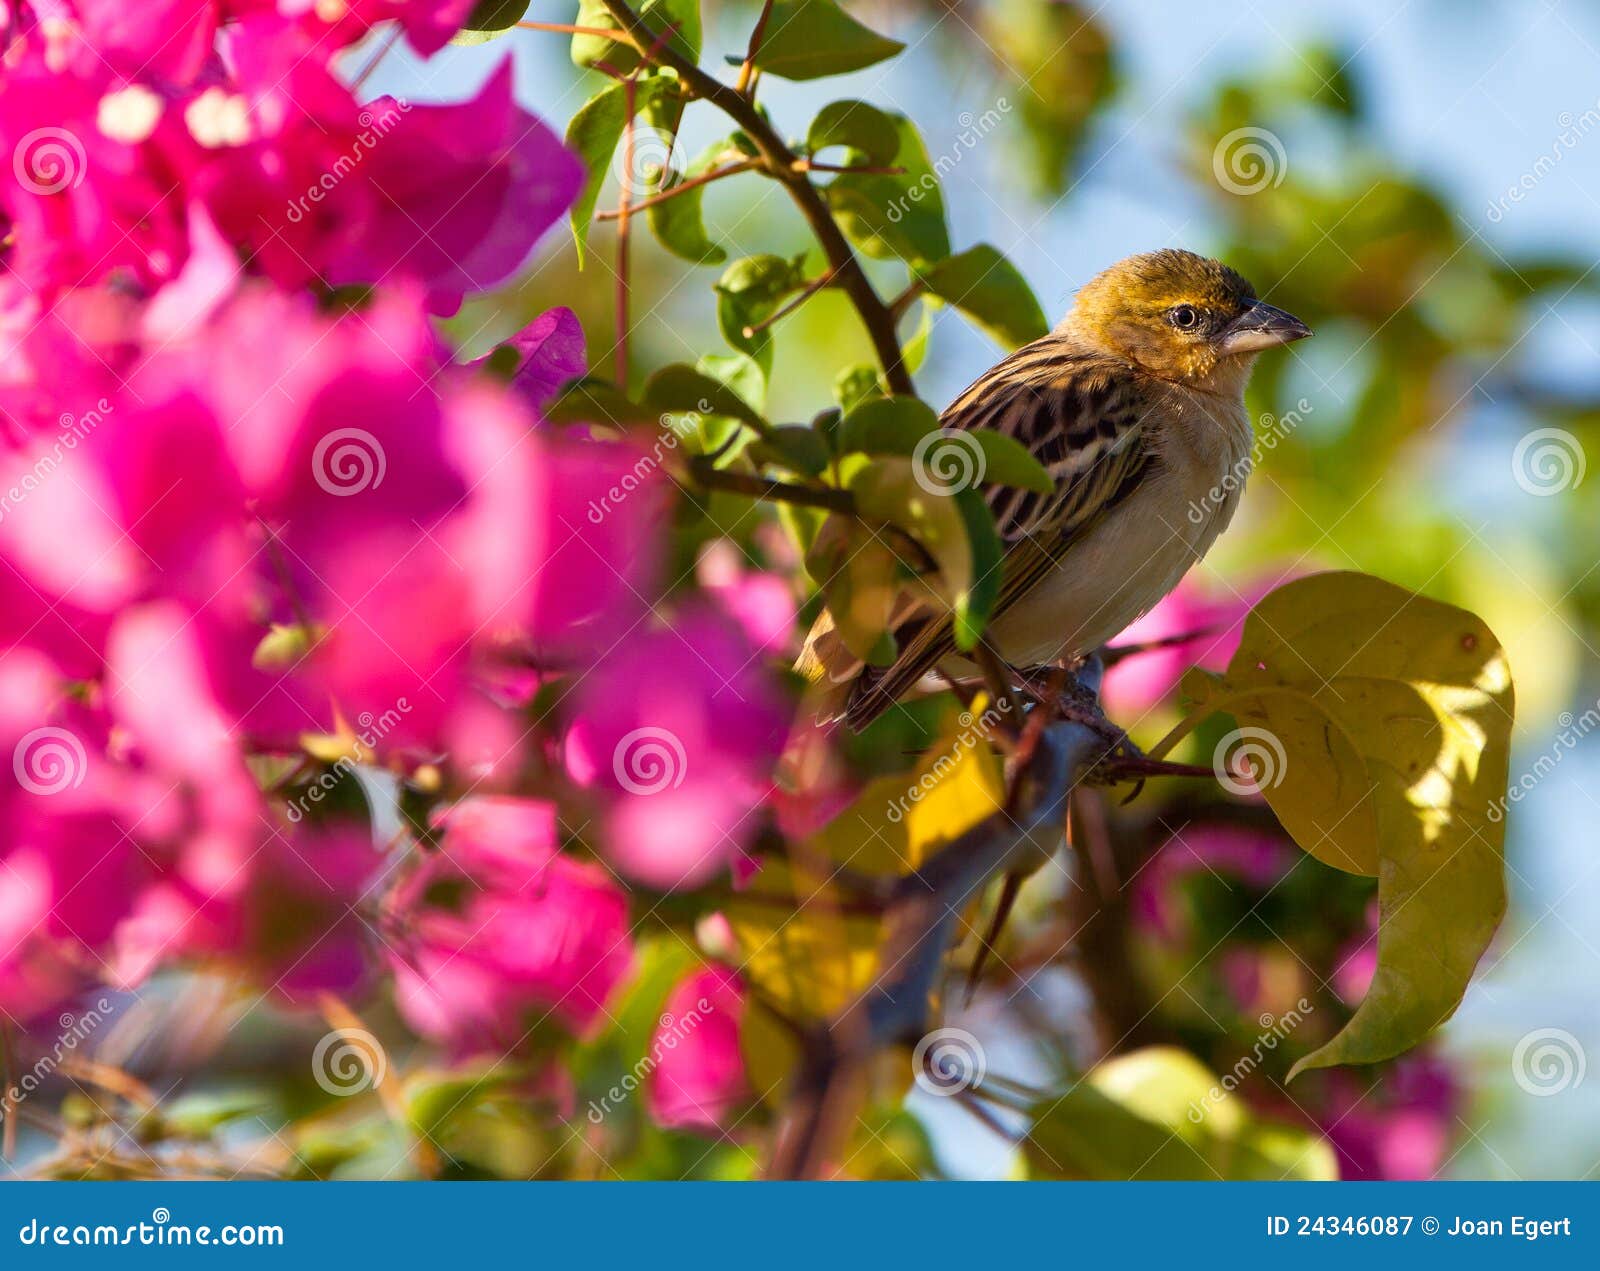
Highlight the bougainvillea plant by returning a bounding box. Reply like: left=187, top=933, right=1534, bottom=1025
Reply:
left=0, top=0, right=1511, bottom=1180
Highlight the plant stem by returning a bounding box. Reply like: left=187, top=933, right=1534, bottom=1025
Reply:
left=741, top=267, right=839, bottom=337
left=516, top=20, right=631, bottom=39
left=616, top=76, right=636, bottom=386
left=684, top=459, right=855, bottom=513
left=593, top=0, right=913, bottom=396
left=595, top=157, right=758, bottom=221
left=735, top=0, right=776, bottom=95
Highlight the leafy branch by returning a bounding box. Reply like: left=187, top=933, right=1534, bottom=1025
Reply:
left=591, top=0, right=915, bottom=394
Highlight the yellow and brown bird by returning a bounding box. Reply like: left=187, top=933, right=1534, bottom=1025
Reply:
left=800, top=248, right=1311, bottom=728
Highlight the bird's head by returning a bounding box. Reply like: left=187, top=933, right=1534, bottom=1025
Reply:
left=1063, top=249, right=1311, bottom=389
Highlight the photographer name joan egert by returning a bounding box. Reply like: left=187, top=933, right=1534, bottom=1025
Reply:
left=1445, top=1216, right=1572, bottom=1240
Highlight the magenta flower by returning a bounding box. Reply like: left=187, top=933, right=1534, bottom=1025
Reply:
left=646, top=964, right=749, bottom=1133
left=564, top=606, right=789, bottom=890
left=324, top=62, right=583, bottom=307
left=388, top=798, right=635, bottom=1051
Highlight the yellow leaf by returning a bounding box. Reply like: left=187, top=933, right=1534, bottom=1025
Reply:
left=1158, top=572, right=1513, bottom=1075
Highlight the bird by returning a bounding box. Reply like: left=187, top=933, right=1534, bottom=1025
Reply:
left=798, top=248, right=1311, bottom=730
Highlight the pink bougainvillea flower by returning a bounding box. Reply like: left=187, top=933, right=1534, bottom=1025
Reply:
left=388, top=798, right=634, bottom=1051
left=1102, top=577, right=1271, bottom=718
left=325, top=61, right=583, bottom=307
left=697, top=541, right=798, bottom=658
left=564, top=606, right=789, bottom=890
left=490, top=306, right=588, bottom=409
left=646, top=964, right=749, bottom=1133
left=1318, top=1053, right=1459, bottom=1180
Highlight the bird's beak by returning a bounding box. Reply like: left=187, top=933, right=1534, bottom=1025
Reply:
left=1218, top=300, right=1312, bottom=354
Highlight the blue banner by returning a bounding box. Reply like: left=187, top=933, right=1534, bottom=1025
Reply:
left=0, top=1183, right=1592, bottom=1267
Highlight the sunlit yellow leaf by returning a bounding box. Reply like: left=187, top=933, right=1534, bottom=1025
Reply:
left=1158, top=571, right=1513, bottom=1075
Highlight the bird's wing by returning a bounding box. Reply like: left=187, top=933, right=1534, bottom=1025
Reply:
left=842, top=339, right=1157, bottom=729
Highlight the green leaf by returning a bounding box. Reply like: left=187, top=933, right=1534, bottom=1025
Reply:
left=565, top=83, right=625, bottom=266
left=691, top=352, right=766, bottom=456
left=833, top=363, right=883, bottom=413
left=646, top=141, right=729, bottom=265
left=805, top=100, right=901, bottom=165
left=747, top=0, right=904, bottom=81
left=544, top=376, right=661, bottom=430
left=953, top=487, right=1002, bottom=649
left=450, top=0, right=527, bottom=45
left=804, top=516, right=903, bottom=661
left=749, top=425, right=830, bottom=478
left=1023, top=1048, right=1337, bottom=1180
left=643, top=363, right=773, bottom=442
left=849, top=457, right=979, bottom=636
left=963, top=429, right=1053, bottom=492
left=1155, top=572, right=1512, bottom=1077
left=902, top=299, right=933, bottom=372
left=837, top=395, right=939, bottom=456
left=714, top=253, right=806, bottom=376
left=826, top=114, right=950, bottom=267
left=918, top=244, right=1049, bottom=349
left=571, top=0, right=700, bottom=73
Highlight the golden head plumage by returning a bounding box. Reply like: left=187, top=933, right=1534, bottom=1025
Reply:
left=1063, top=248, right=1307, bottom=384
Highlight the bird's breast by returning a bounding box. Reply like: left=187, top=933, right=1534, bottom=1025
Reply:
left=988, top=391, right=1253, bottom=666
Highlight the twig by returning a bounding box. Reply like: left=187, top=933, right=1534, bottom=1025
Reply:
left=888, top=279, right=927, bottom=321
left=794, top=160, right=906, bottom=175
left=735, top=0, right=776, bottom=95
left=595, top=158, right=759, bottom=220
left=767, top=719, right=1104, bottom=1178
left=616, top=76, right=637, bottom=385
left=683, top=459, right=854, bottom=513
left=594, top=0, right=913, bottom=396
left=517, top=20, right=631, bottom=39
left=741, top=267, right=839, bottom=337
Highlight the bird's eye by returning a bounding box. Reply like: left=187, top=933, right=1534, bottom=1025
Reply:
left=1169, top=305, right=1201, bottom=331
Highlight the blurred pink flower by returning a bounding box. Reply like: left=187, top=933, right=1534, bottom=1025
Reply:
left=563, top=606, right=789, bottom=889
left=388, top=798, right=635, bottom=1051
left=1102, top=578, right=1268, bottom=718
left=647, top=965, right=749, bottom=1133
